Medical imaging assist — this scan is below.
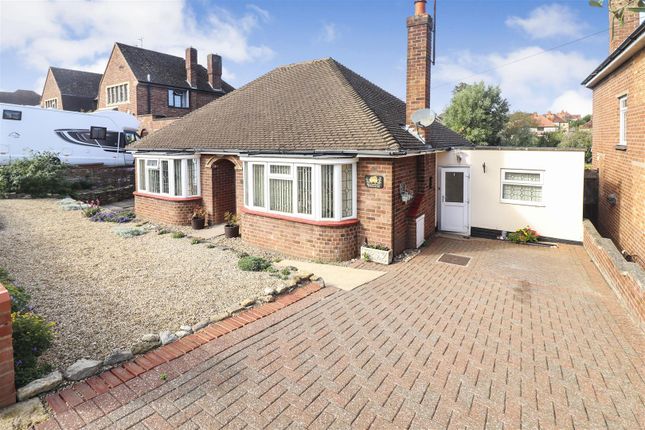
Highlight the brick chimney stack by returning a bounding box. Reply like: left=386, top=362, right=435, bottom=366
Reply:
left=406, top=0, right=433, bottom=135
left=207, top=54, right=222, bottom=90
left=608, top=0, right=641, bottom=52
left=186, top=47, right=198, bottom=87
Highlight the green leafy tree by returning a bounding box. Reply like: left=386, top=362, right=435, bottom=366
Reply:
left=559, top=130, right=593, bottom=163
left=589, top=0, right=645, bottom=36
left=500, top=112, right=539, bottom=147
left=569, top=114, right=592, bottom=130
left=538, top=131, right=564, bottom=148
left=443, top=82, right=510, bottom=145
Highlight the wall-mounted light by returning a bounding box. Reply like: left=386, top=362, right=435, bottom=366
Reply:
left=400, top=183, right=414, bottom=203
left=456, top=152, right=462, bottom=163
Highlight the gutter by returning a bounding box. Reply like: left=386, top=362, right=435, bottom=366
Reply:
left=582, top=23, right=645, bottom=88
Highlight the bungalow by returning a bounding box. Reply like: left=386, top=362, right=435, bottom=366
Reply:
left=129, top=0, right=584, bottom=261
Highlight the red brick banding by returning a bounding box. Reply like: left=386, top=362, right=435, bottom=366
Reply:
left=0, top=284, right=15, bottom=408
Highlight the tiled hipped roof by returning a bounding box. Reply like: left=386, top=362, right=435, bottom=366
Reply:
left=131, top=58, right=471, bottom=153
left=116, top=43, right=234, bottom=93
left=50, top=67, right=102, bottom=98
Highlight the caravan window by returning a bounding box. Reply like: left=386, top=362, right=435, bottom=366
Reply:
left=123, top=131, right=138, bottom=146
left=2, top=110, right=21, bottom=120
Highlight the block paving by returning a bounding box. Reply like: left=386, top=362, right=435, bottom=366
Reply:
left=38, top=238, right=644, bottom=429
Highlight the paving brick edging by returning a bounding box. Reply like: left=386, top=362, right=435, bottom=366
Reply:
left=583, top=219, right=645, bottom=331
left=38, top=282, right=329, bottom=429
left=0, top=284, right=16, bottom=408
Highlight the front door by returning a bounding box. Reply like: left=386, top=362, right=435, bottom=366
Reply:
left=440, top=167, right=469, bottom=234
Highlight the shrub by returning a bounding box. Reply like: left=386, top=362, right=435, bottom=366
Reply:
left=158, top=229, right=169, bottom=235
left=81, top=199, right=101, bottom=218
left=90, top=210, right=135, bottom=223
left=0, top=268, right=30, bottom=313
left=280, top=268, right=291, bottom=277
left=508, top=226, right=539, bottom=244
left=0, top=152, right=69, bottom=197
left=238, top=256, right=271, bottom=272
left=114, top=227, right=147, bottom=238
left=171, top=231, right=186, bottom=239
left=191, top=239, right=201, bottom=245
left=12, top=312, right=55, bottom=387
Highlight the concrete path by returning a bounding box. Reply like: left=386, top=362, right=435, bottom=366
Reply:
left=37, top=237, right=645, bottom=429
left=275, top=259, right=386, bottom=291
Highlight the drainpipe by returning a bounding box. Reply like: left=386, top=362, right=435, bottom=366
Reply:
left=146, top=74, right=151, bottom=115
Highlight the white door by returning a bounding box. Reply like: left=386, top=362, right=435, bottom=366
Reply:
left=440, top=167, right=469, bottom=234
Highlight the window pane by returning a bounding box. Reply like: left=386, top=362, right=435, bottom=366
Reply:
left=445, top=171, right=464, bottom=203
left=174, top=159, right=182, bottom=196
left=341, top=164, right=353, bottom=217
left=148, top=168, right=160, bottom=193
left=187, top=159, right=198, bottom=195
left=253, top=164, right=265, bottom=207
left=504, top=171, right=540, bottom=182
left=321, top=165, right=334, bottom=218
left=270, top=179, right=293, bottom=213
left=503, top=184, right=542, bottom=202
left=161, top=160, right=169, bottom=194
left=270, top=165, right=291, bottom=175
left=297, top=166, right=312, bottom=215
left=138, top=159, right=145, bottom=191
left=243, top=162, right=249, bottom=206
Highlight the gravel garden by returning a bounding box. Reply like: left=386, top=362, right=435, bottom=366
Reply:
left=0, top=198, right=292, bottom=377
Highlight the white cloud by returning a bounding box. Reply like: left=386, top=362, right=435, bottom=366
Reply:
left=550, top=89, right=592, bottom=115
left=433, top=47, right=598, bottom=114
left=506, top=4, right=587, bottom=39
left=318, top=23, right=339, bottom=43
left=0, top=0, right=274, bottom=81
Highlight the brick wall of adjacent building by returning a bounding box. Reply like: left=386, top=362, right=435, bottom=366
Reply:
left=40, top=70, right=62, bottom=110
left=356, top=158, right=394, bottom=250
left=609, top=1, right=642, bottom=53
left=134, top=193, right=201, bottom=226
left=591, top=48, right=644, bottom=268
left=134, top=85, right=220, bottom=119
left=0, top=284, right=15, bottom=408
left=583, top=220, right=644, bottom=331
left=97, top=46, right=138, bottom=113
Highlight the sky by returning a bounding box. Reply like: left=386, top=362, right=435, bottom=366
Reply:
left=0, top=0, right=611, bottom=115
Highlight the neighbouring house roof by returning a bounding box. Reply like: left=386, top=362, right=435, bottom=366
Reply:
left=49, top=67, right=102, bottom=98
left=116, top=43, right=234, bottom=94
left=582, top=22, right=645, bottom=87
left=530, top=114, right=557, bottom=128
left=0, top=89, right=41, bottom=105
left=130, top=58, right=471, bottom=154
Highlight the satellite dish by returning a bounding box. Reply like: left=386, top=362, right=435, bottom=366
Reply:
left=411, top=108, right=436, bottom=127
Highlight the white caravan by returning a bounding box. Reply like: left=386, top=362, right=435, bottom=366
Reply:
left=0, top=103, right=140, bottom=166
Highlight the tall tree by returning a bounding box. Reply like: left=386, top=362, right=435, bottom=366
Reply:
left=559, top=130, right=593, bottom=163
left=443, top=82, right=510, bottom=146
left=500, top=112, right=538, bottom=147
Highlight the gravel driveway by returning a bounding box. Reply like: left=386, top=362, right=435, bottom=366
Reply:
left=0, top=199, right=284, bottom=368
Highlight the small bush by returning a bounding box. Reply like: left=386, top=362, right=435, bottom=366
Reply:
left=81, top=199, right=101, bottom=218
left=114, top=227, right=147, bottom=238
left=158, top=229, right=169, bottom=235
left=12, top=312, right=55, bottom=387
left=191, top=239, right=201, bottom=245
left=0, top=152, right=69, bottom=197
left=90, top=210, right=135, bottom=223
left=171, top=232, right=186, bottom=239
left=238, top=256, right=271, bottom=272
left=0, top=268, right=30, bottom=312
left=280, top=268, right=291, bottom=277
left=508, top=226, right=539, bottom=244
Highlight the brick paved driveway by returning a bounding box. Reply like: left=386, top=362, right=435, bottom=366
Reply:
left=43, top=238, right=645, bottom=429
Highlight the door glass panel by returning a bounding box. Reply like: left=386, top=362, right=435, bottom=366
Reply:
left=445, top=172, right=464, bottom=203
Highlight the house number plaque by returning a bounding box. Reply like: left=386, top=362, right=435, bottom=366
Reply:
left=365, top=175, right=384, bottom=189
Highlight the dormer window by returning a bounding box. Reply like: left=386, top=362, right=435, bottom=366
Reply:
left=168, top=89, right=189, bottom=108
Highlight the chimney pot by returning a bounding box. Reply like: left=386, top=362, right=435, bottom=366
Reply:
left=207, top=54, right=222, bottom=90
left=414, top=0, right=427, bottom=16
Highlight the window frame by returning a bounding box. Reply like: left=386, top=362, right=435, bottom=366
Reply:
left=499, top=169, right=545, bottom=207
left=43, top=98, right=58, bottom=109
left=135, top=154, right=200, bottom=198
left=106, top=82, right=130, bottom=106
left=619, top=95, right=627, bottom=147
left=168, top=88, right=190, bottom=109
left=242, top=157, right=357, bottom=222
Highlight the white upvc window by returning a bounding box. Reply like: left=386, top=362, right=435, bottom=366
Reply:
left=500, top=169, right=544, bottom=206
left=168, top=89, right=189, bottom=108
left=43, top=98, right=58, bottom=109
left=619, top=95, right=628, bottom=147
left=242, top=157, right=357, bottom=222
left=135, top=155, right=200, bottom=198
left=106, top=83, right=129, bottom=105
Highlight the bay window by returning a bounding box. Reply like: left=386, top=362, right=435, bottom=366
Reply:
left=243, top=157, right=357, bottom=221
left=136, top=155, right=200, bottom=198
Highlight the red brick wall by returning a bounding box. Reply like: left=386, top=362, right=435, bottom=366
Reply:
left=241, top=213, right=360, bottom=262
left=134, top=193, right=201, bottom=225
left=583, top=220, right=644, bottom=330
left=40, top=70, right=61, bottom=109
left=608, top=0, right=641, bottom=53
left=0, top=285, right=15, bottom=408
left=406, top=11, right=432, bottom=139
left=97, top=46, right=138, bottom=113
left=135, top=85, right=219, bottom=119
left=591, top=48, right=644, bottom=268
left=357, top=158, right=394, bottom=249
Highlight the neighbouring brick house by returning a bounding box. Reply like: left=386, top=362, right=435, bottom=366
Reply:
left=97, top=43, right=234, bottom=134
left=40, top=67, right=102, bottom=111
left=582, top=6, right=644, bottom=268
